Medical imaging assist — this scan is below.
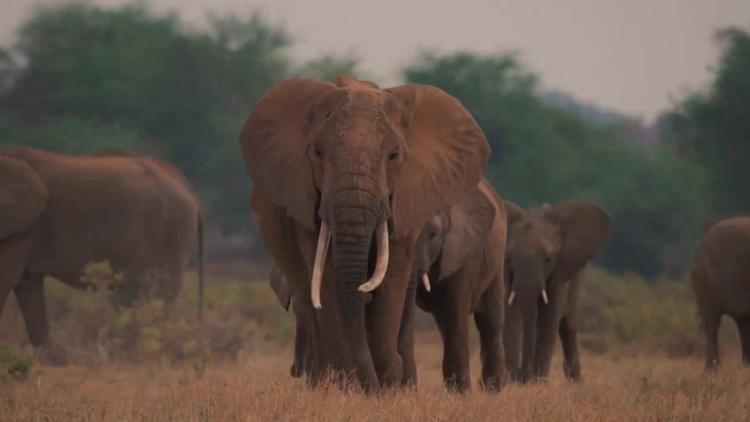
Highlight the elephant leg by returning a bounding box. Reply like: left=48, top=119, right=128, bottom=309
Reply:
left=533, top=293, right=561, bottom=380
left=559, top=316, right=581, bottom=381
left=503, top=301, right=522, bottom=381
left=432, top=285, right=472, bottom=393
left=0, top=285, right=10, bottom=316
left=303, top=300, right=328, bottom=386
left=366, top=240, right=413, bottom=388
left=703, top=310, right=722, bottom=370
left=473, top=277, right=505, bottom=392
left=734, top=316, right=750, bottom=365
left=397, top=273, right=418, bottom=387
left=0, top=228, right=38, bottom=316
left=13, top=273, right=67, bottom=365
left=291, top=305, right=307, bottom=378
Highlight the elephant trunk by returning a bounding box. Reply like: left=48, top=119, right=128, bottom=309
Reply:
left=329, top=187, right=385, bottom=392
left=519, top=289, right=539, bottom=383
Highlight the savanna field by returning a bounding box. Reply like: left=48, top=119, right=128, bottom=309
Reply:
left=1, top=267, right=748, bottom=421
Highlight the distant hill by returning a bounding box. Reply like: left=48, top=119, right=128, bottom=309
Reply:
left=541, top=89, right=660, bottom=148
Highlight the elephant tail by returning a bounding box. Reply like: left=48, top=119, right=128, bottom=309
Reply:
left=197, top=212, right=205, bottom=322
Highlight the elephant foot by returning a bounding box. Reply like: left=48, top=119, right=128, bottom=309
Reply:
left=444, top=375, right=471, bottom=394
left=375, top=355, right=404, bottom=388
left=507, top=368, right=523, bottom=383
left=290, top=363, right=303, bottom=378
left=564, top=366, right=582, bottom=382
left=479, top=372, right=505, bottom=392
left=36, top=343, right=68, bottom=366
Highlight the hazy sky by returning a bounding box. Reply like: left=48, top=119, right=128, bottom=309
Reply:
left=2, top=0, right=749, bottom=119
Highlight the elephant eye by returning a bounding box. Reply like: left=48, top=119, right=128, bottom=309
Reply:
left=314, top=147, right=323, bottom=159
left=388, top=151, right=399, bottom=161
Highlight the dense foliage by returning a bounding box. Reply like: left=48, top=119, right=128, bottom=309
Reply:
left=665, top=28, right=750, bottom=217
left=0, top=3, right=746, bottom=277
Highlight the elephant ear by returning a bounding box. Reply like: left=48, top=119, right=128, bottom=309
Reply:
left=269, top=265, right=292, bottom=311
left=387, top=85, right=490, bottom=237
left=439, top=187, right=496, bottom=278
left=503, top=200, right=526, bottom=232
left=0, top=156, right=47, bottom=239
left=554, top=201, right=613, bottom=282
left=240, top=79, right=336, bottom=230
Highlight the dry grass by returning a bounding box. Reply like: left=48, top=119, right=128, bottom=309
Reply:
left=1, top=269, right=747, bottom=420
left=2, top=334, right=749, bottom=422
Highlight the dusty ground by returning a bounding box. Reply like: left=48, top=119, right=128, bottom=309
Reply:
left=2, top=336, right=749, bottom=422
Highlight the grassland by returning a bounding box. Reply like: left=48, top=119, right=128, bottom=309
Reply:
left=2, top=340, right=749, bottom=421
left=1, top=268, right=748, bottom=421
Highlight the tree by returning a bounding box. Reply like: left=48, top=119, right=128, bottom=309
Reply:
left=0, top=3, right=292, bottom=235
left=295, top=53, right=361, bottom=81
left=668, top=27, right=750, bottom=216
left=403, top=51, right=711, bottom=276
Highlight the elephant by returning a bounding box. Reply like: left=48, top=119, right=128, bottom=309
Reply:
left=690, top=216, right=750, bottom=369
left=502, top=200, right=612, bottom=383
left=268, top=264, right=311, bottom=378
left=0, top=146, right=204, bottom=364
left=411, top=179, right=507, bottom=393
left=240, top=75, right=489, bottom=391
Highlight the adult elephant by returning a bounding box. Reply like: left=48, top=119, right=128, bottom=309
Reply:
left=0, top=146, right=204, bottom=364
left=503, top=201, right=611, bottom=383
left=690, top=216, right=750, bottom=369
left=240, top=75, right=489, bottom=391
left=411, top=179, right=507, bottom=393
left=268, top=264, right=311, bottom=378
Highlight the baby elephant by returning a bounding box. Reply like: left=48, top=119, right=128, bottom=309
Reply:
left=411, top=179, right=507, bottom=393
left=503, top=201, right=612, bottom=383
left=690, top=216, right=750, bottom=369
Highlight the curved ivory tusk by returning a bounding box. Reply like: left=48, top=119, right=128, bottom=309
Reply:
left=311, top=222, right=331, bottom=309
left=507, top=290, right=516, bottom=306
left=421, top=273, right=431, bottom=292
left=357, top=222, right=389, bottom=292
left=541, top=289, right=549, bottom=305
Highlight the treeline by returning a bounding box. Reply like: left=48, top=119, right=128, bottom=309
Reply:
left=0, top=3, right=747, bottom=278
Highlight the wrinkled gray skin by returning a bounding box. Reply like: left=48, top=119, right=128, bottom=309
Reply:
left=503, top=200, right=612, bottom=383
left=690, top=216, right=750, bottom=370
left=411, top=182, right=507, bottom=393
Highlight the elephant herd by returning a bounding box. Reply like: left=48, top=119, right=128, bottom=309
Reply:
left=1, top=75, right=748, bottom=393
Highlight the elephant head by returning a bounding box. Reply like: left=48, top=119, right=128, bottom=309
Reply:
left=240, top=76, right=489, bottom=389
left=413, top=186, right=496, bottom=289
left=504, top=200, right=611, bottom=382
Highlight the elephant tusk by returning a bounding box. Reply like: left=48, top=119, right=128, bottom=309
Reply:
left=311, top=222, right=331, bottom=309
left=421, top=273, right=431, bottom=292
left=541, top=289, right=549, bottom=305
left=358, top=222, right=389, bottom=292
left=507, top=290, right=516, bottom=306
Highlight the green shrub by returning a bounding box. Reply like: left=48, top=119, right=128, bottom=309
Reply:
left=0, top=344, right=32, bottom=380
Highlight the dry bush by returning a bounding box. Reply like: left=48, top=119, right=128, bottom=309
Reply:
left=0, top=262, right=292, bottom=367
left=578, top=267, right=737, bottom=358
left=2, top=265, right=749, bottom=420
left=1, top=264, right=740, bottom=368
